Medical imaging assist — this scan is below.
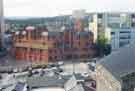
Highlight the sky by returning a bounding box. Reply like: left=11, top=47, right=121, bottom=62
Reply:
left=3, top=0, right=135, bottom=17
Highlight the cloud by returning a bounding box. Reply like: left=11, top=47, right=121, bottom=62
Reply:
left=4, top=0, right=135, bottom=17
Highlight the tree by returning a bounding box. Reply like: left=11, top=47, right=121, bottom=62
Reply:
left=97, top=33, right=111, bottom=57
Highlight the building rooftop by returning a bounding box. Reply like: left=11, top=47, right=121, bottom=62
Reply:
left=27, top=74, right=87, bottom=91
left=27, top=75, right=71, bottom=88
left=98, top=44, right=135, bottom=81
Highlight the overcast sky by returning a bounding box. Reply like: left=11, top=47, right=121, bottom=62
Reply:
left=4, top=0, right=135, bottom=17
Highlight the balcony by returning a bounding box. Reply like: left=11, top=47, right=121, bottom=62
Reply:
left=14, top=42, right=30, bottom=48
left=31, top=43, right=48, bottom=49
left=14, top=42, right=48, bottom=49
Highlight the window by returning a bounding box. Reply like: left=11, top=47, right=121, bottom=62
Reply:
left=98, top=23, right=103, bottom=27
left=49, top=50, right=52, bottom=53
left=120, top=36, right=130, bottom=39
left=54, top=43, right=57, bottom=48
left=120, top=31, right=130, bottom=33
left=77, top=35, right=80, bottom=39
left=42, top=42, right=46, bottom=45
left=54, top=50, right=57, bottom=53
left=78, top=42, right=80, bottom=45
left=84, top=35, right=89, bottom=39
left=132, top=14, right=135, bottom=18
left=49, top=56, right=52, bottom=60
left=111, top=32, right=115, bottom=35
left=89, top=17, right=93, bottom=22
left=98, top=14, right=103, bottom=18
left=58, top=42, right=63, bottom=48
left=88, top=55, right=91, bottom=58
left=73, top=55, right=78, bottom=58
left=48, top=36, right=50, bottom=40
left=131, top=23, right=135, bottom=27
left=108, top=23, right=120, bottom=28
left=119, top=41, right=129, bottom=47
left=55, top=56, right=57, bottom=59
left=67, top=55, right=72, bottom=59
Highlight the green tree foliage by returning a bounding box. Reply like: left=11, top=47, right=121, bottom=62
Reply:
left=97, top=33, right=111, bottom=57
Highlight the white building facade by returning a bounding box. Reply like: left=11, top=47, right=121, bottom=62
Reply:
left=110, top=28, right=135, bottom=50
left=89, top=13, right=135, bottom=51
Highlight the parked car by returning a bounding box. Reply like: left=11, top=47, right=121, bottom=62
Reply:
left=12, top=82, right=29, bottom=91
left=57, top=68, right=63, bottom=73
left=39, top=70, right=45, bottom=77
left=0, top=48, right=7, bottom=57
left=81, top=73, right=89, bottom=77
left=57, top=61, right=64, bottom=66
left=0, top=87, right=6, bottom=91
left=13, top=68, right=18, bottom=73
left=32, top=70, right=39, bottom=75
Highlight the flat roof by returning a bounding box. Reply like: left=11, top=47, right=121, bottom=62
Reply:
left=27, top=75, right=71, bottom=88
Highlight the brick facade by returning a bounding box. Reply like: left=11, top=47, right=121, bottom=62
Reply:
left=13, top=26, right=96, bottom=64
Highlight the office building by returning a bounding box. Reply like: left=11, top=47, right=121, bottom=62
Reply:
left=110, top=28, right=135, bottom=50
left=89, top=13, right=135, bottom=50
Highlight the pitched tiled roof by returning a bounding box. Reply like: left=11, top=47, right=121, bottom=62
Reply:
left=98, top=44, right=135, bottom=81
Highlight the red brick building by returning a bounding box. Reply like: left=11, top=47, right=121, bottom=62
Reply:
left=13, top=25, right=96, bottom=64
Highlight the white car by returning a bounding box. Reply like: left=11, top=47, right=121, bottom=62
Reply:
left=58, top=61, right=64, bottom=66
left=13, top=68, right=18, bottom=73
left=0, top=87, right=3, bottom=91
left=81, top=73, right=89, bottom=77
left=91, top=62, right=96, bottom=67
